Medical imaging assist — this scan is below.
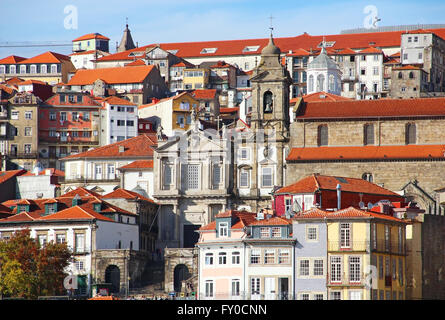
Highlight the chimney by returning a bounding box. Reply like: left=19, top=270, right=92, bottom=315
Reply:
left=119, top=145, right=125, bottom=153
left=336, top=184, right=342, bottom=210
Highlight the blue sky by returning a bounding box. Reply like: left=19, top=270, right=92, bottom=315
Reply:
left=1, top=0, right=445, bottom=58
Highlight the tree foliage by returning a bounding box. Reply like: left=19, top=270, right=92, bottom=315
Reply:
left=0, top=229, right=72, bottom=299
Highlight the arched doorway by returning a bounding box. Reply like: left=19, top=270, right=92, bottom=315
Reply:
left=174, top=264, right=191, bottom=292
left=105, top=265, right=121, bottom=293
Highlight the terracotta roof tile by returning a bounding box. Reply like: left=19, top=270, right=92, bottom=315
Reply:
left=118, top=160, right=153, bottom=169
left=18, top=51, right=71, bottom=64
left=62, top=187, right=103, bottom=198
left=0, top=55, right=27, bottom=64
left=296, top=97, right=445, bottom=119
left=67, top=65, right=155, bottom=85
left=220, top=107, right=239, bottom=113
left=61, top=134, right=157, bottom=160
left=302, top=91, right=352, bottom=102
left=103, top=96, right=136, bottom=106
left=192, top=89, right=217, bottom=100
left=125, top=59, right=146, bottom=66
left=72, top=33, right=110, bottom=42
left=0, top=170, right=27, bottom=184
left=286, top=145, right=445, bottom=162
left=102, top=188, right=156, bottom=204
left=37, top=205, right=114, bottom=222
left=249, top=216, right=292, bottom=226
left=357, top=47, right=383, bottom=54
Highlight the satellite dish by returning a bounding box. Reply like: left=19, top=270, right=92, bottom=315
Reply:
left=359, top=201, right=365, bottom=209
left=367, top=202, right=374, bottom=210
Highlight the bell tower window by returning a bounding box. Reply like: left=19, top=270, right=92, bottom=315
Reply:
left=263, top=91, right=273, bottom=113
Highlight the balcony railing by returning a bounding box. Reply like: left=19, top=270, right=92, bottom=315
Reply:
left=371, top=241, right=405, bottom=255
left=327, top=272, right=366, bottom=286
left=38, top=136, right=99, bottom=145
left=341, top=75, right=358, bottom=81
left=6, top=152, right=39, bottom=159
left=328, top=241, right=369, bottom=252
left=60, top=176, right=120, bottom=184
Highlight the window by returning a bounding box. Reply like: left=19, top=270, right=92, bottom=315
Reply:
left=261, top=167, right=273, bottom=187
left=186, top=164, right=200, bottom=189
left=212, top=163, right=221, bottom=188
left=392, top=258, right=397, bottom=280
left=271, top=227, right=281, bottom=238
left=364, top=124, right=374, bottom=145
left=205, top=281, right=214, bottom=298
left=239, top=148, right=250, bottom=160
left=25, top=111, right=32, bottom=119
left=330, top=256, right=342, bottom=283
left=307, top=226, right=318, bottom=241
left=260, top=227, right=270, bottom=238
left=0, top=65, right=5, bottom=74
left=316, top=74, right=325, bottom=92
left=349, top=291, right=362, bottom=300
left=56, top=233, right=66, bottom=244
left=231, top=279, right=240, bottom=297
left=20, top=65, right=27, bottom=74
left=127, top=120, right=134, bottom=126
left=317, top=125, right=328, bottom=146
left=163, top=162, right=172, bottom=188
left=60, top=112, right=67, bottom=121
left=11, top=111, right=19, bottom=120
left=349, top=256, right=361, bottom=283
left=330, top=291, right=341, bottom=300
left=24, top=144, right=32, bottom=154
left=24, top=127, right=32, bottom=136
left=250, top=249, right=260, bottom=264
left=251, top=278, right=260, bottom=295
left=299, top=259, right=310, bottom=276
left=314, top=259, right=324, bottom=276
left=219, top=222, right=228, bottom=237
left=278, top=249, right=290, bottom=264
left=300, top=293, right=310, bottom=300
left=205, top=253, right=214, bottom=265
left=385, top=225, right=390, bottom=251
left=51, top=64, right=57, bottom=74
left=232, top=252, right=240, bottom=265
left=49, top=112, right=56, bottom=121
left=373, top=66, right=379, bottom=75
left=218, top=252, right=227, bottom=265
left=406, top=123, right=416, bottom=144
left=239, top=169, right=250, bottom=188
left=75, top=259, right=85, bottom=271
left=75, top=233, right=85, bottom=253
left=340, top=223, right=351, bottom=249
left=308, top=75, right=314, bottom=92
left=329, top=75, right=335, bottom=91
left=38, top=234, right=47, bottom=247
left=117, top=120, right=125, bottom=126
left=314, top=294, right=324, bottom=300
left=72, top=112, right=79, bottom=121
left=264, top=249, right=275, bottom=264
left=418, top=52, right=423, bottom=60
left=361, top=68, right=366, bottom=75
left=399, top=258, right=404, bottom=286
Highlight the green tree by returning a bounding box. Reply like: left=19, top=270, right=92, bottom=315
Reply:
left=0, top=229, right=72, bottom=299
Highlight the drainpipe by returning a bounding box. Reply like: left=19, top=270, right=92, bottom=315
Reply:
left=336, top=184, right=341, bottom=211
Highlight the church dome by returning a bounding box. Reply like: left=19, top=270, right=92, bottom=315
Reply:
left=261, top=35, right=281, bottom=55
left=308, top=47, right=338, bottom=70
left=131, top=184, right=150, bottom=199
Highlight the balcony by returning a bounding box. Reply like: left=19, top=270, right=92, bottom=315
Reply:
left=327, top=272, right=366, bottom=287
left=39, top=136, right=99, bottom=145
left=341, top=75, right=358, bottom=81
left=59, top=176, right=120, bottom=184
left=6, top=152, right=39, bottom=159
left=371, top=241, right=405, bottom=255
left=328, top=241, right=369, bottom=252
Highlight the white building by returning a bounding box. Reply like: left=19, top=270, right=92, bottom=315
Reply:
left=98, top=96, right=138, bottom=146
left=118, top=160, right=154, bottom=199
left=60, top=134, right=157, bottom=195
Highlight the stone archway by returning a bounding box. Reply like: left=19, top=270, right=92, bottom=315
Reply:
left=105, top=265, right=121, bottom=293
left=174, top=264, right=191, bottom=292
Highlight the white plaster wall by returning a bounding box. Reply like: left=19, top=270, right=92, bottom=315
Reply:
left=96, top=220, right=139, bottom=250
left=122, top=170, right=154, bottom=199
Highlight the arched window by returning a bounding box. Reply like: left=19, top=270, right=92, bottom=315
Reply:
left=263, top=91, right=273, bottom=113
left=364, top=124, right=375, bottom=145
left=329, top=75, right=335, bottom=92
left=308, top=75, right=314, bottom=92
left=317, top=74, right=325, bottom=92
left=362, top=173, right=373, bottom=183
left=409, top=72, right=414, bottom=79
left=41, top=64, right=47, bottom=74
left=398, top=72, right=403, bottom=79
left=317, top=125, right=328, bottom=146
left=405, top=123, right=416, bottom=145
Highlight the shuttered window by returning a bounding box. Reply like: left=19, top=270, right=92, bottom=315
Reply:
left=364, top=124, right=374, bottom=145
left=317, top=125, right=328, bottom=146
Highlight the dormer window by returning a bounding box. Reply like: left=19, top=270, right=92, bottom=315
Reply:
left=30, top=65, right=37, bottom=74
left=93, top=202, right=102, bottom=212
left=17, top=204, right=29, bottom=212
left=218, top=222, right=228, bottom=237
left=51, top=64, right=58, bottom=74
left=260, top=227, right=270, bottom=238
left=243, top=46, right=260, bottom=53
left=200, top=48, right=217, bottom=54
left=20, top=65, right=27, bottom=74
left=41, top=64, right=47, bottom=74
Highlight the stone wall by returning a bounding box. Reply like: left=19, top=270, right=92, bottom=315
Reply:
left=290, top=118, right=445, bottom=148
left=163, top=248, right=198, bottom=294
left=285, top=160, right=445, bottom=196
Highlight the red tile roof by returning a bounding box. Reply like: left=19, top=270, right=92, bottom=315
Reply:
left=172, top=61, right=195, bottom=68
left=333, top=48, right=357, bottom=55
left=296, top=97, right=445, bottom=119
left=0, top=211, right=39, bottom=222
left=137, top=92, right=191, bottom=110
left=286, top=48, right=311, bottom=56
left=118, top=160, right=154, bottom=169
left=302, top=91, right=352, bottom=102
left=22, top=168, right=65, bottom=177
left=103, top=96, right=136, bottom=106
left=210, top=61, right=234, bottom=68
left=72, top=33, right=110, bottom=42
left=125, top=59, right=146, bottom=66
left=38, top=205, right=114, bottom=222
left=220, top=107, right=239, bottom=114
left=0, top=55, right=27, bottom=64
left=61, top=134, right=157, bottom=160
left=248, top=216, right=292, bottom=226
left=102, top=188, right=156, bottom=204
left=286, top=145, right=445, bottom=162
left=276, top=174, right=402, bottom=197
left=18, top=51, right=71, bottom=64
left=95, top=28, right=445, bottom=62
left=0, top=84, right=16, bottom=95
left=67, top=65, right=155, bottom=85
left=4, top=77, right=24, bottom=85
left=392, top=65, right=424, bottom=71
left=0, top=170, right=27, bottom=184
left=199, top=210, right=257, bottom=231
left=192, top=89, right=217, bottom=100
left=62, top=187, right=103, bottom=198
left=357, top=47, right=383, bottom=54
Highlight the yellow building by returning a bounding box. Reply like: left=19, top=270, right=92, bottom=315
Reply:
left=138, top=92, right=199, bottom=136
left=183, top=68, right=209, bottom=90
left=326, top=207, right=408, bottom=300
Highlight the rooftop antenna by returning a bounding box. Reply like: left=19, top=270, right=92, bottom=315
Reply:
left=269, top=14, right=275, bottom=37
left=126, top=17, right=129, bottom=28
